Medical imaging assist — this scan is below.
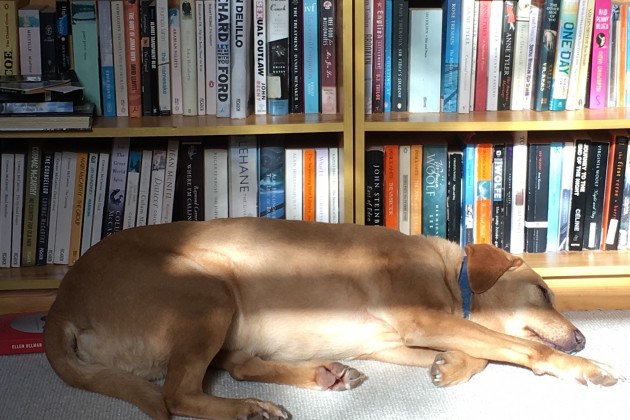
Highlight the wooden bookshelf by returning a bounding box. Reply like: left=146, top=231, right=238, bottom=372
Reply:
left=354, top=0, right=630, bottom=310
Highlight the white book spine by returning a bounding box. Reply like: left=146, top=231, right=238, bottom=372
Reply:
left=408, top=8, right=442, bottom=113
left=228, top=135, right=258, bottom=217
left=510, top=0, right=531, bottom=111
left=123, top=153, right=140, bottom=229
left=364, top=0, right=373, bottom=114
left=80, top=153, right=99, bottom=255
left=398, top=145, right=411, bottom=235
left=486, top=0, right=503, bottom=111
left=180, top=0, right=198, bottom=115
left=457, top=0, right=474, bottom=114
left=524, top=0, right=542, bottom=109
left=46, top=152, right=62, bottom=264
left=574, top=0, right=596, bottom=110
left=509, top=132, right=528, bottom=254
left=203, top=148, right=229, bottom=220
left=195, top=0, right=206, bottom=115
left=161, top=139, right=179, bottom=224
left=135, top=149, right=153, bottom=226
left=0, top=153, right=14, bottom=267
left=216, top=0, right=231, bottom=117
left=91, top=153, right=110, bottom=247
left=565, top=0, right=589, bottom=111
left=18, top=7, right=42, bottom=76
left=468, top=1, right=479, bottom=110
left=231, top=0, right=252, bottom=119
left=558, top=141, right=576, bottom=251
left=315, top=148, right=330, bottom=222
left=98, top=0, right=115, bottom=116
left=285, top=148, right=303, bottom=220
left=148, top=149, right=166, bottom=225
left=254, top=0, right=267, bottom=114
left=53, top=151, right=77, bottom=265
left=156, top=0, right=171, bottom=114
left=11, top=154, right=24, bottom=267
left=204, top=0, right=217, bottom=115
left=328, top=147, right=340, bottom=224
left=111, top=0, right=129, bottom=116
left=169, top=5, right=184, bottom=114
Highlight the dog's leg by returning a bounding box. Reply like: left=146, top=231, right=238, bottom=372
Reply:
left=214, top=350, right=367, bottom=391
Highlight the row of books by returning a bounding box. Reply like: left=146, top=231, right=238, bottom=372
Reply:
left=365, top=130, right=630, bottom=253
left=0, top=0, right=338, bottom=119
left=0, top=135, right=344, bottom=268
left=365, top=0, right=626, bottom=114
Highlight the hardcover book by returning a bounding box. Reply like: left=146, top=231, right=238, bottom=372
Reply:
left=258, top=136, right=285, bottom=219
left=55, top=0, right=72, bottom=74
left=0, top=311, right=46, bottom=355
left=229, top=136, right=258, bottom=217
left=408, top=8, right=442, bottom=113
left=40, top=7, right=58, bottom=75
left=215, top=0, right=230, bottom=117
left=365, top=147, right=384, bottom=226
left=266, top=0, right=289, bottom=115
left=71, top=1, right=102, bottom=115
left=231, top=0, right=253, bottom=119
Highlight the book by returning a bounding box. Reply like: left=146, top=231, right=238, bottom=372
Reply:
left=302, top=148, right=316, bottom=221
left=161, top=138, right=179, bottom=224
left=587, top=0, right=611, bottom=108
left=148, top=1, right=160, bottom=115
left=168, top=4, right=183, bottom=114
left=558, top=140, right=576, bottom=250
left=320, top=0, right=337, bottom=114
left=53, top=151, right=76, bottom=265
left=258, top=136, right=285, bottom=219
left=80, top=152, right=98, bottom=255
left=229, top=135, right=258, bottom=217
left=0, top=0, right=28, bottom=76
left=398, top=145, right=411, bottom=234
left=384, top=145, right=399, bottom=230
left=18, top=4, right=43, bottom=76
left=474, top=142, right=492, bottom=245
left=391, top=0, right=409, bottom=112
left=372, top=0, right=385, bottom=113
left=0, top=101, right=73, bottom=113
left=524, top=143, right=551, bottom=253
left=546, top=142, right=564, bottom=252
left=179, top=0, right=197, bottom=115
left=102, top=137, right=130, bottom=237
left=0, top=101, right=95, bottom=131
left=140, top=0, right=157, bottom=116
left=603, top=133, right=628, bottom=250
left=35, top=150, right=53, bottom=266
left=410, top=144, right=423, bottom=235
left=215, top=0, right=230, bottom=117
left=156, top=0, right=171, bottom=115
left=97, top=1, right=116, bottom=117
left=231, top=0, right=253, bottom=119
left=568, top=136, right=591, bottom=251
left=40, top=7, right=58, bottom=75
left=68, top=152, right=88, bottom=266
left=122, top=149, right=141, bottom=229
left=510, top=131, right=528, bottom=254
left=288, top=0, right=302, bottom=113
left=90, top=152, right=110, bottom=247
left=408, top=8, right=442, bottom=113
left=0, top=311, right=46, bottom=355
left=20, top=141, right=42, bottom=267
left=203, top=145, right=229, bottom=220
left=329, top=146, right=340, bottom=223
left=524, top=0, right=544, bottom=109
left=565, top=0, right=595, bottom=111
left=619, top=140, right=630, bottom=249
left=175, top=140, right=204, bottom=221
left=303, top=0, right=320, bottom=113
left=71, top=1, right=102, bottom=116
left=0, top=152, right=14, bottom=267
left=491, top=144, right=505, bottom=248
left=195, top=0, right=205, bottom=115
left=447, top=149, right=463, bottom=243
left=10, top=152, right=24, bottom=267
left=549, top=0, right=579, bottom=111
left=147, top=147, right=166, bottom=225
left=135, top=149, right=152, bottom=226
left=111, top=0, right=129, bottom=117
left=365, top=146, right=384, bottom=226
left=510, top=0, right=531, bottom=110
left=422, top=143, right=447, bottom=238
left=123, top=0, right=142, bottom=117
left=285, top=148, right=303, bottom=220
left=54, top=0, right=72, bottom=74
left=502, top=143, right=513, bottom=251
left=441, top=0, right=460, bottom=113
left=364, top=0, right=373, bottom=114
left=315, top=147, right=330, bottom=222
left=254, top=0, right=267, bottom=114
left=533, top=0, right=561, bottom=111
left=203, top=0, right=216, bottom=115
left=485, top=0, right=503, bottom=111
left=582, top=139, right=610, bottom=250
left=457, top=0, right=474, bottom=113
left=267, top=0, right=289, bottom=115
left=383, top=0, right=393, bottom=112
left=497, top=0, right=516, bottom=111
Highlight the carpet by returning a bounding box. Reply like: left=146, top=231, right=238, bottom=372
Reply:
left=1, top=310, right=629, bottom=420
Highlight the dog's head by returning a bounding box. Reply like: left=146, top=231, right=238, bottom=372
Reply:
left=463, top=244, right=585, bottom=354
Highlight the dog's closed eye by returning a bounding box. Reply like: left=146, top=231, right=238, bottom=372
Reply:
left=536, top=285, right=553, bottom=304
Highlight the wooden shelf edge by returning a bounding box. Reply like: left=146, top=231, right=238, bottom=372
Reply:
left=548, top=278, right=630, bottom=311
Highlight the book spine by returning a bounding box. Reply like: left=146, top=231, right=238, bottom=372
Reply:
left=135, top=149, right=152, bottom=226
left=457, top=0, right=474, bottom=113
left=203, top=147, right=229, bottom=220
left=0, top=0, right=26, bottom=76
left=447, top=150, right=463, bottom=243
left=491, top=144, right=505, bottom=248
left=474, top=1, right=490, bottom=111
left=215, top=0, right=230, bottom=117
left=384, top=145, right=399, bottom=230
left=148, top=2, right=159, bottom=115
left=0, top=102, right=73, bottom=113
left=524, top=143, right=551, bottom=253
left=509, top=131, right=528, bottom=253
left=53, top=151, right=75, bottom=264
left=474, top=143, right=492, bottom=244
left=497, top=0, right=515, bottom=111
left=156, top=0, right=171, bottom=115
left=371, top=0, right=385, bottom=113
left=557, top=141, right=575, bottom=250
left=285, top=148, right=303, bottom=220
left=510, top=0, right=531, bottom=110
left=485, top=0, right=503, bottom=111
left=583, top=141, right=609, bottom=250
left=90, top=152, right=110, bottom=247
left=568, top=138, right=591, bottom=251
left=254, top=0, right=267, bottom=114
left=364, top=0, right=373, bottom=114
left=267, top=0, right=289, bottom=115
left=315, top=148, right=330, bottom=222
left=574, top=0, right=596, bottom=110
left=533, top=0, right=561, bottom=111
left=140, top=0, right=154, bottom=116
left=565, top=0, right=592, bottom=111
left=258, top=137, right=286, bottom=219
left=11, top=153, right=24, bottom=267
left=391, top=0, right=408, bottom=112
left=71, top=1, right=102, bottom=115
left=302, top=148, right=316, bottom=221
left=80, top=152, right=98, bottom=255
left=230, top=0, right=252, bottom=119
left=40, top=7, right=58, bottom=75
left=35, top=150, right=53, bottom=266
left=123, top=150, right=141, bottom=229
left=524, top=0, right=543, bottom=109
left=618, top=141, right=630, bottom=249
left=410, top=144, right=423, bottom=235
left=161, top=139, right=179, bottom=224
left=228, top=135, right=258, bottom=217
left=549, top=0, right=579, bottom=111
left=546, top=142, right=564, bottom=252
left=289, top=0, right=303, bottom=113
left=20, top=142, right=42, bottom=267
left=111, top=0, right=129, bottom=116
left=468, top=1, right=478, bottom=109
left=123, top=0, right=141, bottom=117
left=18, top=6, right=42, bottom=76
left=422, top=144, right=447, bottom=238
left=98, top=1, right=116, bottom=117
left=303, top=0, right=320, bottom=113
left=587, top=0, right=611, bottom=108
left=179, top=0, right=197, bottom=115
left=604, top=135, right=628, bottom=250
left=383, top=0, right=393, bottom=112
left=365, top=147, right=384, bottom=226
left=204, top=0, right=217, bottom=115
left=0, top=153, right=14, bottom=267
left=502, top=144, right=513, bottom=250
left=55, top=0, right=71, bottom=74
left=441, top=0, right=461, bottom=113
left=398, top=145, right=411, bottom=234
left=329, top=147, right=340, bottom=223
left=68, top=152, right=88, bottom=266
left=103, top=138, right=130, bottom=237
left=169, top=5, right=183, bottom=114
left=195, top=0, right=206, bottom=115
left=176, top=141, right=204, bottom=220
left=146, top=148, right=164, bottom=225
left=320, top=0, right=337, bottom=114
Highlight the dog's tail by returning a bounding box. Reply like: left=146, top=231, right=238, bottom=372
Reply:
left=44, top=314, right=170, bottom=420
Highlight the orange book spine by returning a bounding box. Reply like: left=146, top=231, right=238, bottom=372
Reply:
left=410, top=144, right=423, bottom=235
left=124, top=0, right=142, bottom=117
left=303, top=149, right=316, bottom=221
left=475, top=143, right=493, bottom=244
left=384, top=145, right=399, bottom=230
left=68, top=152, right=88, bottom=266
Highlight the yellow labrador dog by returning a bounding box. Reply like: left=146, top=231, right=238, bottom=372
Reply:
left=45, top=218, right=622, bottom=420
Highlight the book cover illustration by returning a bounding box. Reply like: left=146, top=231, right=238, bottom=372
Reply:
left=0, top=311, right=46, bottom=355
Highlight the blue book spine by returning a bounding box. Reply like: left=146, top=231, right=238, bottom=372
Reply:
left=461, top=144, right=475, bottom=246
left=546, top=142, right=564, bottom=251
left=258, top=137, right=285, bottom=219
left=383, top=0, right=393, bottom=112
left=422, top=144, right=448, bottom=238
left=70, top=1, right=102, bottom=115
left=98, top=0, right=116, bottom=117
left=549, top=0, right=579, bottom=111
left=303, top=0, right=320, bottom=113
left=441, top=0, right=460, bottom=113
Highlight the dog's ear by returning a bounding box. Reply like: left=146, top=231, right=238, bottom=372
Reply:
left=464, top=244, right=523, bottom=293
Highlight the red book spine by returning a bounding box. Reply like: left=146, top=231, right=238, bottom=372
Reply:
left=474, top=0, right=491, bottom=111
left=125, top=0, right=142, bottom=117
left=384, top=145, right=399, bottom=230
left=0, top=312, right=46, bottom=355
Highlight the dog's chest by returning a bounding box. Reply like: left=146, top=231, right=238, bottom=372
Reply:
left=225, top=311, right=402, bottom=361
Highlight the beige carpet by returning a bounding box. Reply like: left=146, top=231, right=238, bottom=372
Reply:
left=1, top=310, right=629, bottom=420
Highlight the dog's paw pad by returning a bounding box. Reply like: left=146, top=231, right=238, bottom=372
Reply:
left=316, top=363, right=366, bottom=391
left=238, top=399, right=289, bottom=420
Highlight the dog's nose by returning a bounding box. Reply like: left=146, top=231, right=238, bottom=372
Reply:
left=574, top=329, right=586, bottom=352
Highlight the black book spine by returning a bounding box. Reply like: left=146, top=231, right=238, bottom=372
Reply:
left=525, top=143, right=551, bottom=253
left=36, top=150, right=54, bottom=266
left=141, top=0, right=154, bottom=116
left=604, top=135, right=628, bottom=250
left=289, top=0, right=303, bottom=113
left=391, top=0, right=409, bottom=112
left=568, top=139, right=591, bottom=251
left=582, top=142, right=609, bottom=250
left=447, top=151, right=463, bottom=244
left=502, top=144, right=514, bottom=251
left=492, top=144, right=505, bottom=248
left=365, top=148, right=384, bottom=226
left=55, top=0, right=72, bottom=74
left=40, top=8, right=58, bottom=75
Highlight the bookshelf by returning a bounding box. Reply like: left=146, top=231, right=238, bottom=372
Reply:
left=0, top=0, right=354, bottom=311
left=354, top=0, right=630, bottom=310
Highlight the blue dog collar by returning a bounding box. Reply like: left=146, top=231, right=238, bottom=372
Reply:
left=458, top=256, right=472, bottom=319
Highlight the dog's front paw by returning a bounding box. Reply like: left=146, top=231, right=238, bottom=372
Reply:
left=236, top=398, right=289, bottom=420
left=315, top=362, right=367, bottom=391
left=430, top=351, right=488, bottom=387
left=577, top=359, right=625, bottom=387
left=538, top=354, right=625, bottom=387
